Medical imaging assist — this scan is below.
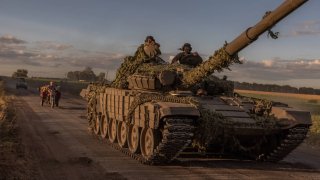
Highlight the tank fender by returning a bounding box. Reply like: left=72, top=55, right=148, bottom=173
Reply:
left=145, top=102, right=199, bottom=129
left=153, top=102, right=199, bottom=129
left=156, top=102, right=200, bottom=117
left=271, top=106, right=312, bottom=128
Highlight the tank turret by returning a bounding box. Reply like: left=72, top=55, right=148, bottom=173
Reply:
left=125, top=0, right=308, bottom=92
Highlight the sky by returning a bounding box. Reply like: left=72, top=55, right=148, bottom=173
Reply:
left=0, top=0, right=319, bottom=88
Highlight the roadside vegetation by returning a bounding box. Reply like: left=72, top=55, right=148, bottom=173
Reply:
left=236, top=89, right=320, bottom=147
left=0, top=80, right=34, bottom=178
left=308, top=114, right=320, bottom=147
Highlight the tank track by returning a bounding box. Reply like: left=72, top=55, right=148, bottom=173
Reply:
left=258, top=126, right=309, bottom=162
left=95, top=117, right=195, bottom=165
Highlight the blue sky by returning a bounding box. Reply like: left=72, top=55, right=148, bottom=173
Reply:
left=0, top=0, right=319, bottom=88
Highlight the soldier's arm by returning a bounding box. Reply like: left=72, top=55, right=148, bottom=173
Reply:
left=171, top=53, right=183, bottom=64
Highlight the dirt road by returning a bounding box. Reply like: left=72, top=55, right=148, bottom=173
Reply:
left=11, top=88, right=320, bottom=179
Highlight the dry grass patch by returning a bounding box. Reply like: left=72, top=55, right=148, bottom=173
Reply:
left=235, top=89, right=320, bottom=114
left=236, top=89, right=320, bottom=101
left=307, top=115, right=320, bottom=147
left=0, top=80, right=35, bottom=178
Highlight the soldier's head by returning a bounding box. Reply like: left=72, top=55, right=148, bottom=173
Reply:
left=180, top=43, right=192, bottom=53
left=145, top=35, right=155, bottom=43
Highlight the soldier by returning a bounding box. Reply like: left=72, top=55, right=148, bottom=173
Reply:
left=134, top=35, right=163, bottom=64
left=171, top=43, right=203, bottom=67
left=144, top=35, right=161, bottom=57
left=48, top=81, right=56, bottom=91
left=47, top=81, right=61, bottom=106
left=112, top=35, right=164, bottom=88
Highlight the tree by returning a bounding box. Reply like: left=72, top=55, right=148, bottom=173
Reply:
left=66, top=67, right=97, bottom=81
left=67, top=71, right=75, bottom=80
left=12, top=69, right=28, bottom=78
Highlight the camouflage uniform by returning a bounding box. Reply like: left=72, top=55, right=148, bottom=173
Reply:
left=112, top=36, right=163, bottom=88
left=171, top=43, right=203, bottom=67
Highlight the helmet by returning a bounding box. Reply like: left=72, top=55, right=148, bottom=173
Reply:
left=145, top=35, right=155, bottom=42
left=180, top=43, right=192, bottom=51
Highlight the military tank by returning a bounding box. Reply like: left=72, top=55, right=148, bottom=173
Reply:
left=81, top=0, right=311, bottom=164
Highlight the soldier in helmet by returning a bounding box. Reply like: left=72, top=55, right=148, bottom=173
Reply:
left=112, top=35, right=164, bottom=88
left=143, top=36, right=161, bottom=58
left=133, top=35, right=163, bottom=64
left=171, top=43, right=203, bottom=67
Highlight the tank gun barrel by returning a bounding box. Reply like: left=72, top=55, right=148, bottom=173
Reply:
left=182, top=0, right=308, bottom=86
left=226, top=0, right=308, bottom=55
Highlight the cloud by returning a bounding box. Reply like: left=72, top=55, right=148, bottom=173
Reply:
left=64, top=52, right=125, bottom=70
left=1, top=33, right=317, bottom=88
left=223, top=58, right=320, bottom=83
left=284, top=20, right=320, bottom=37
left=261, top=60, right=274, bottom=67
left=0, top=34, right=26, bottom=44
left=0, top=38, right=126, bottom=73
left=0, top=50, right=35, bottom=59
left=35, top=41, right=73, bottom=50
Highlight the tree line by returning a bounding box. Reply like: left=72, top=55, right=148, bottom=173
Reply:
left=66, top=67, right=106, bottom=82
left=12, top=69, right=28, bottom=78
left=234, top=82, right=320, bottom=95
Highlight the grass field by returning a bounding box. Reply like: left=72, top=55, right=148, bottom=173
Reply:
left=235, top=89, right=320, bottom=114
left=236, top=89, right=320, bottom=146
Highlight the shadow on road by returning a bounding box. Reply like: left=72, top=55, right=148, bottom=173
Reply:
left=172, top=158, right=319, bottom=174
left=58, top=106, right=86, bottom=110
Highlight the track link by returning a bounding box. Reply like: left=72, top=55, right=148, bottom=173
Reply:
left=258, top=126, right=310, bottom=162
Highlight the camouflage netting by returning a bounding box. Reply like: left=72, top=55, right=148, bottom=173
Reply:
left=236, top=94, right=274, bottom=116
left=111, top=56, right=140, bottom=89
left=182, top=44, right=241, bottom=87
left=86, top=84, right=107, bottom=130
left=134, top=63, right=186, bottom=77
left=193, top=107, right=279, bottom=151
left=111, top=44, right=162, bottom=88
left=194, top=75, right=235, bottom=96
left=192, top=109, right=234, bottom=151
left=192, top=95, right=278, bottom=151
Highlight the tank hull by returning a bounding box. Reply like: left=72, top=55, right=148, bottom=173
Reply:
left=83, top=85, right=311, bottom=164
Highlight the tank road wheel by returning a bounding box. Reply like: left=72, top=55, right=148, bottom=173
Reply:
left=127, top=125, right=140, bottom=153
left=93, top=114, right=101, bottom=135
left=108, top=119, right=117, bottom=143
left=100, top=115, right=108, bottom=138
left=140, top=127, right=159, bottom=159
left=117, top=121, right=128, bottom=148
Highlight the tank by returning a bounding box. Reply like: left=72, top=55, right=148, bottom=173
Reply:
left=81, top=0, right=311, bottom=164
